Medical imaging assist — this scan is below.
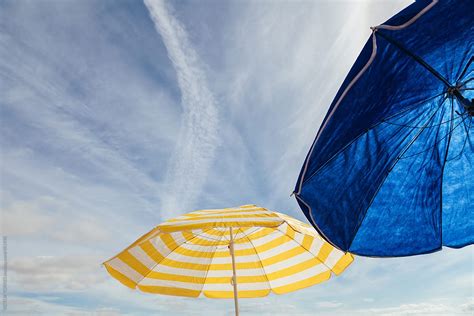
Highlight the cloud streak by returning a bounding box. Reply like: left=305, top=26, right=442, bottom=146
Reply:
left=144, top=0, right=219, bottom=217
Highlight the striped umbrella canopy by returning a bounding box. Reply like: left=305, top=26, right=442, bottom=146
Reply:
left=104, top=205, right=353, bottom=315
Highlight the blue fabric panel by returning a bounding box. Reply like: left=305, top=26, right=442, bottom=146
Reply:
left=295, top=0, right=474, bottom=256
left=350, top=97, right=453, bottom=256
left=442, top=80, right=473, bottom=248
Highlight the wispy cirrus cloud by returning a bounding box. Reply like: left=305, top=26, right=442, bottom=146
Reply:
left=1, top=1, right=472, bottom=315
left=144, top=0, right=219, bottom=217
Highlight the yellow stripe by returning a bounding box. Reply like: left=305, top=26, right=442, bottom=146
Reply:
left=186, top=227, right=274, bottom=246
left=160, top=258, right=211, bottom=271
left=317, top=243, right=334, bottom=262
left=233, top=227, right=276, bottom=244
left=301, top=235, right=314, bottom=250
left=147, top=272, right=206, bottom=283
left=158, top=221, right=282, bottom=232
left=147, top=272, right=267, bottom=284
left=260, top=246, right=306, bottom=266
left=184, top=207, right=264, bottom=216
left=104, top=264, right=137, bottom=289
left=166, top=213, right=277, bottom=222
left=204, top=289, right=270, bottom=298
left=182, top=231, right=196, bottom=241
left=285, top=224, right=296, bottom=239
left=206, top=275, right=267, bottom=284
left=265, top=258, right=322, bottom=281
left=140, top=241, right=165, bottom=263
left=272, top=270, right=331, bottom=294
left=170, top=233, right=291, bottom=258
left=172, top=245, right=323, bottom=273
left=102, top=227, right=159, bottom=264
left=170, top=246, right=230, bottom=258
left=117, top=251, right=151, bottom=276
left=138, top=285, right=200, bottom=297
left=185, top=236, right=226, bottom=246
left=160, top=234, right=179, bottom=250
left=331, top=253, right=354, bottom=275
left=199, top=246, right=308, bottom=271
left=208, top=261, right=263, bottom=271
left=244, top=234, right=290, bottom=254
left=201, top=228, right=233, bottom=236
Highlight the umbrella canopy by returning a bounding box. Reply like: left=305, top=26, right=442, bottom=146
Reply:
left=294, top=0, right=473, bottom=257
left=104, top=205, right=353, bottom=314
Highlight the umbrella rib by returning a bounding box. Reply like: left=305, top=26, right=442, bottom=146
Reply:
left=438, top=98, right=455, bottom=247
left=382, top=110, right=460, bottom=129
left=386, top=100, right=446, bottom=171
left=239, top=227, right=272, bottom=291
left=278, top=225, right=338, bottom=273
left=201, top=229, right=227, bottom=295
left=400, top=111, right=468, bottom=160
left=446, top=113, right=472, bottom=162
left=457, top=56, right=473, bottom=83
left=375, top=30, right=451, bottom=87
left=137, top=228, right=220, bottom=287
left=299, top=92, right=446, bottom=187
left=346, top=99, right=447, bottom=250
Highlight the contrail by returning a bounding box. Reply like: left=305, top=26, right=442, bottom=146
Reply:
left=144, top=0, right=219, bottom=218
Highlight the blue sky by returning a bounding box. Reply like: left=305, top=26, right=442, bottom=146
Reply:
left=0, top=0, right=472, bottom=315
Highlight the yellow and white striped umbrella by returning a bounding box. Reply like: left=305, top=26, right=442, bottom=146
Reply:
left=104, top=205, right=353, bottom=310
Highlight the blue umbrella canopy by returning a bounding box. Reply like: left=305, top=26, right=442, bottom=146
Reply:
left=294, top=0, right=473, bottom=257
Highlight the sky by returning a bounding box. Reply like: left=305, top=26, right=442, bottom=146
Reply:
left=0, top=0, right=472, bottom=315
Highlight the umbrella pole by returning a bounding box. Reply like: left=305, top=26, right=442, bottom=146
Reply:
left=229, top=227, right=239, bottom=316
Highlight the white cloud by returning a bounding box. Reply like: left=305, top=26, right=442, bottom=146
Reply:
left=316, top=301, right=343, bottom=308
left=3, top=195, right=110, bottom=244
left=1, top=1, right=472, bottom=315
left=144, top=0, right=220, bottom=217
left=6, top=296, right=123, bottom=316
left=9, top=255, right=108, bottom=292
left=359, top=302, right=472, bottom=315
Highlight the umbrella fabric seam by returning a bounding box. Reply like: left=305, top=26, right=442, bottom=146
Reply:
left=240, top=228, right=272, bottom=294
left=200, top=229, right=227, bottom=297
left=299, top=92, right=447, bottom=186
left=134, top=228, right=219, bottom=288
left=438, top=98, right=455, bottom=247
left=346, top=100, right=449, bottom=251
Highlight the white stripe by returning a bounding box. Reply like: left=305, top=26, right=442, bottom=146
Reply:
left=164, top=247, right=218, bottom=265
left=308, top=237, right=325, bottom=256
left=292, top=231, right=305, bottom=245
left=188, top=232, right=226, bottom=243
left=151, top=265, right=208, bottom=277
left=176, top=243, right=225, bottom=253
left=206, top=268, right=264, bottom=277
left=210, top=253, right=260, bottom=265
left=270, top=263, right=328, bottom=288
left=246, top=230, right=283, bottom=247
left=323, top=248, right=345, bottom=269
left=139, top=277, right=203, bottom=291
left=253, top=239, right=296, bottom=260
left=107, top=258, right=143, bottom=283
left=128, top=247, right=156, bottom=269
left=263, top=251, right=315, bottom=274
left=202, top=282, right=270, bottom=292
left=150, top=236, right=175, bottom=255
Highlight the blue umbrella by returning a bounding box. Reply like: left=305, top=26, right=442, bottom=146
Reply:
left=294, top=0, right=473, bottom=257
